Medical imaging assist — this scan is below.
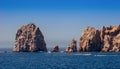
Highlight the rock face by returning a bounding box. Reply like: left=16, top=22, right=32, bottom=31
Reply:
left=65, top=38, right=77, bottom=52
left=51, top=45, right=60, bottom=52
left=100, top=25, right=120, bottom=52
left=79, top=25, right=120, bottom=52
left=13, top=23, right=47, bottom=52
left=78, top=27, right=101, bottom=52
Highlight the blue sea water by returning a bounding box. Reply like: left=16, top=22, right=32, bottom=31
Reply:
left=0, top=49, right=120, bottom=69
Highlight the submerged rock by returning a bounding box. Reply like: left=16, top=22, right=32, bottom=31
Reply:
left=78, top=27, right=101, bottom=52
left=65, top=38, right=77, bottom=52
left=51, top=45, right=60, bottom=52
left=100, top=25, right=120, bottom=52
left=13, top=23, right=47, bottom=52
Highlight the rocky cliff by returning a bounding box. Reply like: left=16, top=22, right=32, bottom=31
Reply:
left=13, top=23, right=47, bottom=52
left=66, top=38, right=77, bottom=52
left=100, top=25, right=120, bottom=52
left=78, top=27, right=101, bottom=52
left=79, top=25, right=120, bottom=52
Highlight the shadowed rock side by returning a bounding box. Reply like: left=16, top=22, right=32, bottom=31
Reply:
left=66, top=38, right=77, bottom=52
left=13, top=23, right=47, bottom=52
left=100, top=25, right=120, bottom=52
left=51, top=45, right=60, bottom=52
left=78, top=27, right=101, bottom=52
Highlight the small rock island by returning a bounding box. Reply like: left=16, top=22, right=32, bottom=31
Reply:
left=13, top=23, right=47, bottom=52
left=65, top=38, right=77, bottom=52
left=51, top=45, right=60, bottom=52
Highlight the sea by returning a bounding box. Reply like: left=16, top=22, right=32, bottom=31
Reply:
left=0, top=48, right=120, bottom=69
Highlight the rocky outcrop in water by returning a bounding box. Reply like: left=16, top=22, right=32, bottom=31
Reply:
left=79, top=25, right=120, bottom=52
left=13, top=23, right=47, bottom=52
left=51, top=45, right=60, bottom=52
left=65, top=38, right=77, bottom=52
left=78, top=27, right=101, bottom=52
left=100, top=25, right=120, bottom=52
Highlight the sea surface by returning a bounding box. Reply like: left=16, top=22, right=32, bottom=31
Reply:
left=0, top=48, right=120, bottom=69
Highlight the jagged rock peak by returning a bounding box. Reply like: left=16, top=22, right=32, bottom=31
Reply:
left=78, top=26, right=101, bottom=52
left=79, top=25, right=120, bottom=52
left=13, top=23, right=47, bottom=52
left=65, top=38, right=77, bottom=52
left=100, top=25, right=120, bottom=52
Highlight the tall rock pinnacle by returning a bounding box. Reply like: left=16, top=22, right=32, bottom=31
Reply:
left=13, top=23, right=47, bottom=52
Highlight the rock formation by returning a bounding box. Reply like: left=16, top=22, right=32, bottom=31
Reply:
left=13, top=23, right=47, bottom=52
left=78, top=27, right=101, bottom=52
left=100, top=25, right=120, bottom=52
left=79, top=25, right=120, bottom=52
left=51, top=45, right=60, bottom=52
left=65, top=38, right=77, bottom=52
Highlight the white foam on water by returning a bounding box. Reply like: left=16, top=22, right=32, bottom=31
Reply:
left=48, top=51, right=51, bottom=54
left=75, top=53, right=92, bottom=56
left=94, top=55, right=119, bottom=57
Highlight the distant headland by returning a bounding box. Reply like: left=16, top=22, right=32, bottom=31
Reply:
left=13, top=23, right=120, bottom=52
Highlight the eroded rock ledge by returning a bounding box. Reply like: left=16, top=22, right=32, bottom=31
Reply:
left=13, top=23, right=47, bottom=52
left=79, top=25, right=120, bottom=52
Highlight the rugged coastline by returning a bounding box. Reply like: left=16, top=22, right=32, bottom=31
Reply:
left=13, top=23, right=120, bottom=52
left=79, top=25, right=120, bottom=52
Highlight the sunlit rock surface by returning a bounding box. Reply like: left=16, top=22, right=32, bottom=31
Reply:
left=66, top=38, right=77, bottom=52
left=100, top=25, right=120, bottom=52
left=78, top=27, right=101, bottom=52
left=79, top=25, right=120, bottom=52
left=13, top=23, right=47, bottom=52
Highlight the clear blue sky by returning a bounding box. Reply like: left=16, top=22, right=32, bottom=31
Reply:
left=0, top=0, right=120, bottom=48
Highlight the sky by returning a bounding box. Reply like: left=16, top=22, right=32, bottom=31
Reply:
left=0, top=0, right=120, bottom=48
